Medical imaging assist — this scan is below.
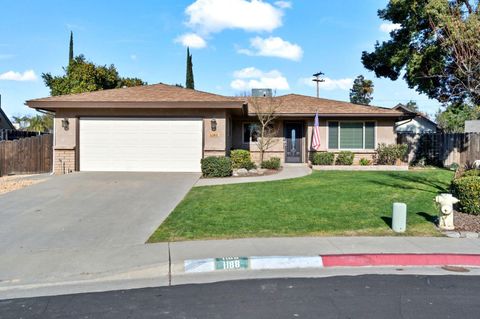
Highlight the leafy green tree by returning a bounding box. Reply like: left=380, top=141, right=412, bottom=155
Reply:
left=185, top=47, right=195, bottom=89
left=69, top=31, right=74, bottom=64
left=361, top=0, right=479, bottom=105
left=12, top=114, right=53, bottom=132
left=435, top=103, right=480, bottom=132
left=42, top=55, right=146, bottom=96
left=349, top=75, right=374, bottom=105
left=404, top=100, right=419, bottom=113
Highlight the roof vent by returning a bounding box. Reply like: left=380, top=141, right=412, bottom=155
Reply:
left=251, top=88, right=272, bottom=97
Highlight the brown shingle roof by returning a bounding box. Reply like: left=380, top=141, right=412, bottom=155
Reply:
left=27, top=83, right=239, bottom=103
left=246, top=94, right=406, bottom=117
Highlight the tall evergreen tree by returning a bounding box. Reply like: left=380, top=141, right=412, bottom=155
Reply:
left=69, top=31, right=74, bottom=65
left=185, top=47, right=195, bottom=89
left=349, top=75, right=374, bottom=105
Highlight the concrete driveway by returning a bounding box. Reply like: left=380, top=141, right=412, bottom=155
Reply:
left=0, top=172, right=199, bottom=253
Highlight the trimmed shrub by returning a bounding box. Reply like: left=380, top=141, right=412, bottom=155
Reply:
left=312, top=152, right=335, bottom=165
left=451, top=176, right=480, bottom=215
left=201, top=156, right=232, bottom=178
left=230, top=149, right=254, bottom=169
left=335, top=151, right=354, bottom=165
left=376, top=143, right=408, bottom=165
left=462, top=169, right=480, bottom=178
left=359, top=158, right=371, bottom=166
left=261, top=157, right=281, bottom=170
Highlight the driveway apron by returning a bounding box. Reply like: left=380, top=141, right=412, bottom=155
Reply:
left=0, top=172, right=199, bottom=253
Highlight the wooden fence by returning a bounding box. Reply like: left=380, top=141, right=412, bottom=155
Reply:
left=397, top=132, right=480, bottom=167
left=0, top=134, right=53, bottom=177
left=0, top=129, right=42, bottom=141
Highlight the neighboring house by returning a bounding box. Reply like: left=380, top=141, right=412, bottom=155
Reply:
left=393, top=104, right=438, bottom=134
left=465, top=120, right=480, bottom=133
left=26, top=84, right=411, bottom=174
left=0, top=106, right=15, bottom=130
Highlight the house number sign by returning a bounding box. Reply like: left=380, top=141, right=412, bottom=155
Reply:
left=215, top=257, right=249, bottom=270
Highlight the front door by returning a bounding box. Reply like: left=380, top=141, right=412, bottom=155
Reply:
left=284, top=122, right=303, bottom=163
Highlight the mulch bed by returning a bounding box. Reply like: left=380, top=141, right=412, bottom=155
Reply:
left=454, top=211, right=480, bottom=232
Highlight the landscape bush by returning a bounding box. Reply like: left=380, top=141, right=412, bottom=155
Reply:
left=201, top=156, right=232, bottom=178
left=261, top=157, right=281, bottom=170
left=462, top=169, right=480, bottom=178
left=335, top=151, right=354, bottom=165
left=359, top=158, right=371, bottom=166
left=451, top=176, right=480, bottom=215
left=312, top=152, right=335, bottom=165
left=376, top=143, right=408, bottom=165
left=230, top=149, right=255, bottom=170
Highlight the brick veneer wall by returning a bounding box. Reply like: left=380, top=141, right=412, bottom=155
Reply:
left=54, top=149, right=76, bottom=174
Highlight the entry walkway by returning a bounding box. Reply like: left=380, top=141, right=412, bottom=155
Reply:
left=195, top=164, right=312, bottom=187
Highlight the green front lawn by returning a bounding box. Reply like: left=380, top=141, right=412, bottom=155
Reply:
left=148, top=170, right=454, bottom=242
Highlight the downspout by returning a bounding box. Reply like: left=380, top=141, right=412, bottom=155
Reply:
left=50, top=116, right=55, bottom=175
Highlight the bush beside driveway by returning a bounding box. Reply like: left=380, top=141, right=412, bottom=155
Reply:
left=149, top=170, right=454, bottom=242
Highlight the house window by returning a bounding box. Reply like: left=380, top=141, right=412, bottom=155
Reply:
left=243, top=123, right=259, bottom=143
left=328, top=121, right=376, bottom=149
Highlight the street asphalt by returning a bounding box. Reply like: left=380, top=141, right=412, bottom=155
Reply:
left=1, top=275, right=479, bottom=318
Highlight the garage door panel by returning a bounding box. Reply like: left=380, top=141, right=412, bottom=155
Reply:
left=80, top=118, right=203, bottom=172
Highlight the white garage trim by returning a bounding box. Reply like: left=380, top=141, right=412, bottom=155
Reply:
left=79, top=117, right=203, bottom=172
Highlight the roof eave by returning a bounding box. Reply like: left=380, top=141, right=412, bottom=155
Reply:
left=26, top=100, right=243, bottom=110
left=247, top=112, right=411, bottom=118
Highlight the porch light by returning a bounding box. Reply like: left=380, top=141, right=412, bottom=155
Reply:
left=61, top=118, right=69, bottom=131
left=211, top=118, right=217, bottom=131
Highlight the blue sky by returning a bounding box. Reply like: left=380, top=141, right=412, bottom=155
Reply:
left=0, top=0, right=442, bottom=118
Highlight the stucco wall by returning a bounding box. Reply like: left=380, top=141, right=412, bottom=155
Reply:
left=53, top=108, right=227, bottom=172
left=232, top=117, right=397, bottom=164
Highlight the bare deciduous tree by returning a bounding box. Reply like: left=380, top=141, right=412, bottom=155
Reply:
left=429, top=2, right=480, bottom=104
left=247, top=96, right=282, bottom=163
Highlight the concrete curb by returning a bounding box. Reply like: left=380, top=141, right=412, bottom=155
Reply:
left=184, top=256, right=323, bottom=273
left=184, top=254, right=480, bottom=273
left=312, top=165, right=409, bottom=171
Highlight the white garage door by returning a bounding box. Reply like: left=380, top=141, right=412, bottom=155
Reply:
left=79, top=118, right=203, bottom=172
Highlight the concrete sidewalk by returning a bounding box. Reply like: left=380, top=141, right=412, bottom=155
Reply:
left=194, top=165, right=311, bottom=187
left=2, top=236, right=480, bottom=300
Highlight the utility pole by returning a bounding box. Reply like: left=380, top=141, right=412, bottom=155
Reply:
left=312, top=72, right=325, bottom=98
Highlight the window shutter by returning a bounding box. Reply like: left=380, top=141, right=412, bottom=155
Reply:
left=340, top=122, right=363, bottom=149
left=328, top=122, right=339, bottom=149
left=365, top=122, right=375, bottom=149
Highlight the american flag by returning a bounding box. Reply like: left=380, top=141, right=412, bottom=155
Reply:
left=312, top=112, right=321, bottom=150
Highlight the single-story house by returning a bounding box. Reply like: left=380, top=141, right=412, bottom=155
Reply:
left=0, top=106, right=15, bottom=130
left=393, top=104, right=438, bottom=134
left=26, top=83, right=412, bottom=174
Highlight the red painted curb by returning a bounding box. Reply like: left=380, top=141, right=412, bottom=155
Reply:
left=321, top=254, right=480, bottom=267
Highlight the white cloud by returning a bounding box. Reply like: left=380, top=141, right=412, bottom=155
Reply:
left=0, top=70, right=37, bottom=81
left=130, top=54, right=137, bottom=61
left=231, top=67, right=289, bottom=91
left=238, top=36, right=303, bottom=61
left=274, top=1, right=291, bottom=9
left=185, top=0, right=283, bottom=34
left=175, top=33, right=207, bottom=48
left=300, top=76, right=353, bottom=91
left=379, top=22, right=401, bottom=33
left=233, top=66, right=264, bottom=78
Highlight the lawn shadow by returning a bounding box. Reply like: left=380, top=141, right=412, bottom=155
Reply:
left=381, top=216, right=392, bottom=229
left=417, top=212, right=439, bottom=226
left=365, top=172, right=450, bottom=194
